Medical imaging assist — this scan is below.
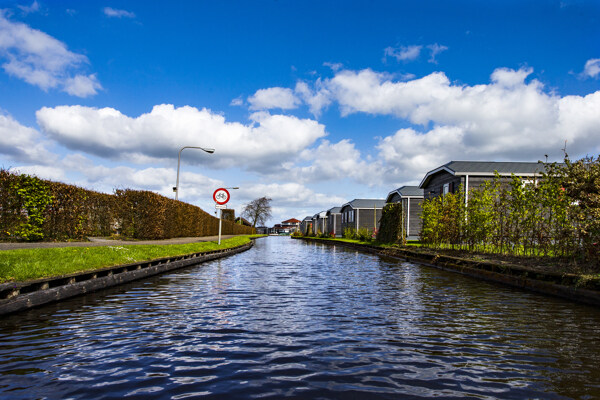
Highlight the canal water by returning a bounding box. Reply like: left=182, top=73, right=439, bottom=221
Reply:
left=1, top=237, right=599, bottom=399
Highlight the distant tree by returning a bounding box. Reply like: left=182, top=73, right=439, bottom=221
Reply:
left=242, top=196, right=272, bottom=227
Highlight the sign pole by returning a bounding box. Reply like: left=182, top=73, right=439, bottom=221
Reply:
left=218, top=208, right=222, bottom=245
left=213, top=188, right=231, bottom=246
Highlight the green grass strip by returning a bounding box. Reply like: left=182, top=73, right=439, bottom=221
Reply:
left=0, top=236, right=259, bottom=283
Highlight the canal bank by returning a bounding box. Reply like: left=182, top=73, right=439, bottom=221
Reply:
left=295, top=237, right=600, bottom=307
left=0, top=240, right=255, bottom=315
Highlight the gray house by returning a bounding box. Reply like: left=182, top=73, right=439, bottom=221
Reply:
left=326, top=206, right=342, bottom=237
left=419, top=161, right=549, bottom=201
left=340, top=199, right=386, bottom=233
left=300, top=216, right=313, bottom=235
left=313, top=213, right=319, bottom=235
left=385, top=186, right=424, bottom=239
left=313, top=211, right=328, bottom=235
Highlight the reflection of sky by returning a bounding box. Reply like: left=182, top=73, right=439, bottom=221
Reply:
left=1, top=237, right=600, bottom=399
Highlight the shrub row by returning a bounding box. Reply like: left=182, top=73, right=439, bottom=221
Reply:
left=419, top=157, right=600, bottom=267
left=0, top=169, right=254, bottom=241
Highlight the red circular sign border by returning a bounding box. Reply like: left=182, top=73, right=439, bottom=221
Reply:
left=213, top=188, right=230, bottom=205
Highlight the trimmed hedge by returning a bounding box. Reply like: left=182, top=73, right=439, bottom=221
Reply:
left=0, top=169, right=254, bottom=241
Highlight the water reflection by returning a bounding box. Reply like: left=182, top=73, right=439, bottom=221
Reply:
left=1, top=236, right=599, bottom=399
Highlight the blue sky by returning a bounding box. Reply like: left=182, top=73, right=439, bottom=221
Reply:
left=1, top=0, right=599, bottom=225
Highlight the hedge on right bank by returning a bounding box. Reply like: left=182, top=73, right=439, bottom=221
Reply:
left=379, top=156, right=600, bottom=270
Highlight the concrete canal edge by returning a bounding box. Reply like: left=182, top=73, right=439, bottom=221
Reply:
left=295, top=237, right=600, bottom=307
left=0, top=241, right=254, bottom=316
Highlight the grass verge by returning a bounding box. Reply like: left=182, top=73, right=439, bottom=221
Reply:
left=297, top=236, right=600, bottom=279
left=0, top=236, right=258, bottom=283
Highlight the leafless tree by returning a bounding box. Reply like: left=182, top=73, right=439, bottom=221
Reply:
left=241, top=196, right=272, bottom=227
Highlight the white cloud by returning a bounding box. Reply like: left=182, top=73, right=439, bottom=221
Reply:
left=426, top=43, right=448, bottom=64
left=294, top=139, right=382, bottom=185
left=0, top=12, right=101, bottom=96
left=8, top=165, right=66, bottom=181
left=63, top=73, right=102, bottom=97
left=0, top=112, right=56, bottom=163
left=285, top=66, right=600, bottom=184
left=230, top=96, right=244, bottom=106
left=323, top=68, right=447, bottom=118
left=384, top=43, right=448, bottom=64
left=17, top=1, right=40, bottom=15
left=366, top=68, right=600, bottom=182
left=103, top=7, right=135, bottom=19
left=36, top=104, right=327, bottom=173
left=581, top=58, right=600, bottom=79
left=10, top=151, right=223, bottom=201
left=247, top=87, right=301, bottom=110
left=490, top=66, right=533, bottom=87
left=384, top=45, right=422, bottom=62
left=295, top=80, right=332, bottom=117
left=323, top=62, right=343, bottom=71
left=240, top=182, right=346, bottom=210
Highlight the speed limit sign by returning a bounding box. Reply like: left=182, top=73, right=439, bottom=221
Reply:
left=213, top=188, right=230, bottom=205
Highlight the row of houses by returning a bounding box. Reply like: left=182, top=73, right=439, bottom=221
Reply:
left=256, top=218, right=301, bottom=235
left=301, top=160, right=551, bottom=239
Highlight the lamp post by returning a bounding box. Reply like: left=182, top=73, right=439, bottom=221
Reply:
left=217, top=187, right=239, bottom=245
left=174, top=146, right=215, bottom=201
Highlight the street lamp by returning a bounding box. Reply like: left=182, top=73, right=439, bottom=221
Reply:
left=174, top=146, right=215, bottom=201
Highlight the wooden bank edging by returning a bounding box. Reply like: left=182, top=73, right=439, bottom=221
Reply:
left=0, top=241, right=254, bottom=316
left=296, top=237, right=600, bottom=307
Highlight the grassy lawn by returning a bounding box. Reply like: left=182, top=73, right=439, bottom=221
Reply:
left=301, top=236, right=600, bottom=280
left=306, top=237, right=401, bottom=248
left=0, top=236, right=259, bottom=283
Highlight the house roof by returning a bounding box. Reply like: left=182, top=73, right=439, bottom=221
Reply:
left=302, top=216, right=313, bottom=222
left=282, top=218, right=301, bottom=224
left=341, top=198, right=386, bottom=210
left=318, top=211, right=327, bottom=218
left=386, top=186, right=424, bottom=202
left=326, top=206, right=342, bottom=215
left=419, top=161, right=549, bottom=188
left=234, top=217, right=252, bottom=226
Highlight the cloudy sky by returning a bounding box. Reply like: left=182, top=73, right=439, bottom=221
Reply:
left=1, top=0, right=599, bottom=225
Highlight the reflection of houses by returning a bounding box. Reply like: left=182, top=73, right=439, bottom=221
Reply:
left=386, top=186, right=424, bottom=239
left=340, top=199, right=386, bottom=232
left=300, top=216, right=313, bottom=235
left=326, top=206, right=342, bottom=237
left=420, top=161, right=549, bottom=201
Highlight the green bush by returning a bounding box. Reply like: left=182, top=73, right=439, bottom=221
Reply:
left=9, top=173, right=53, bottom=241
left=343, top=227, right=356, bottom=239
left=356, top=227, right=373, bottom=242
left=419, top=156, right=600, bottom=268
left=377, top=203, right=405, bottom=244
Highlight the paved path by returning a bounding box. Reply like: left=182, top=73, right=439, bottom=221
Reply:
left=0, top=235, right=241, bottom=251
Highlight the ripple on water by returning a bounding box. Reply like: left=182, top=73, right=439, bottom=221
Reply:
left=0, top=237, right=599, bottom=399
